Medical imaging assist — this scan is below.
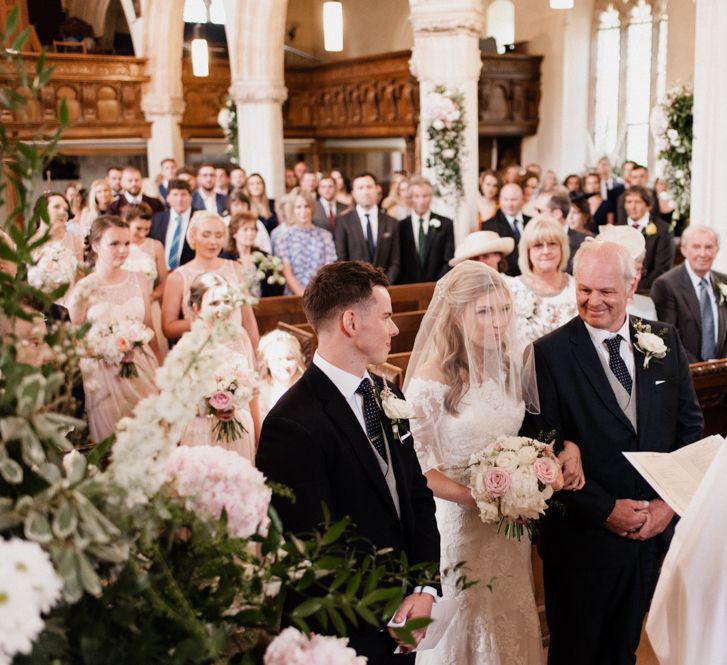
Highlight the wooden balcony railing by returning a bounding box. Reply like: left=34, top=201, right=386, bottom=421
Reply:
left=0, top=53, right=150, bottom=140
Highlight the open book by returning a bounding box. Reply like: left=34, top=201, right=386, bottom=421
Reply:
left=623, top=435, right=726, bottom=516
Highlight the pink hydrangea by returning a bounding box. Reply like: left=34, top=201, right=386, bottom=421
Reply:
left=165, top=446, right=271, bottom=538
left=264, top=627, right=367, bottom=665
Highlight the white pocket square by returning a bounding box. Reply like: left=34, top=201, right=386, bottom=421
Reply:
left=655, top=380, right=666, bottom=385
left=400, top=431, right=412, bottom=441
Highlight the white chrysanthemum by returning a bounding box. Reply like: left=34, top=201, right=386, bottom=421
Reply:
left=0, top=539, right=63, bottom=664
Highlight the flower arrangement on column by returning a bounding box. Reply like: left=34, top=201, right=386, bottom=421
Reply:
left=422, top=85, right=466, bottom=206
left=650, top=87, right=693, bottom=218
left=217, top=97, right=238, bottom=163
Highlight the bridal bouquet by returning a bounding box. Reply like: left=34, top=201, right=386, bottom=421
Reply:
left=468, top=435, right=561, bottom=540
left=203, top=354, right=257, bottom=443
left=27, top=241, right=77, bottom=293
left=85, top=318, right=154, bottom=378
left=264, top=627, right=366, bottom=665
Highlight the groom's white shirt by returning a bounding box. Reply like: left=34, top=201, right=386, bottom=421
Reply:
left=584, top=315, right=635, bottom=381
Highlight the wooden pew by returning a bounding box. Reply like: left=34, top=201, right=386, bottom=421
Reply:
left=253, top=282, right=436, bottom=335
left=385, top=351, right=411, bottom=376
left=368, top=361, right=404, bottom=388
left=690, top=358, right=727, bottom=436
left=390, top=310, right=426, bottom=354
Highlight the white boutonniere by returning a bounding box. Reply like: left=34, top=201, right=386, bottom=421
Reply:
left=716, top=280, right=727, bottom=306
left=633, top=319, right=669, bottom=368
left=373, top=383, right=415, bottom=443
left=428, top=217, right=441, bottom=230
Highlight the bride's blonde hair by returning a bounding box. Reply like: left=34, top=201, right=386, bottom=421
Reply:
left=429, top=263, right=512, bottom=415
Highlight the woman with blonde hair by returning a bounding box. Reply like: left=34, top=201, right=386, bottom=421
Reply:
left=79, top=178, right=114, bottom=236
left=179, top=272, right=261, bottom=460
left=256, top=329, right=305, bottom=418
left=161, top=210, right=259, bottom=347
left=505, top=216, right=577, bottom=350
left=403, top=261, right=545, bottom=665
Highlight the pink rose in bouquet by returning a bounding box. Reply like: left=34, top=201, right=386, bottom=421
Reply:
left=534, top=456, right=559, bottom=485
left=204, top=354, right=257, bottom=442
left=484, top=467, right=511, bottom=498
left=208, top=390, right=234, bottom=412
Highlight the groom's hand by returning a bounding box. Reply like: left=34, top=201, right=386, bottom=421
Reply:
left=604, top=499, right=649, bottom=536
left=626, top=499, right=675, bottom=541
left=387, top=592, right=435, bottom=653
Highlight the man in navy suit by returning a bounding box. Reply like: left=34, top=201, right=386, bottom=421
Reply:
left=397, top=176, right=454, bottom=284
left=158, top=157, right=177, bottom=202
left=107, top=165, right=164, bottom=216
left=526, top=240, right=703, bottom=665
left=191, top=162, right=228, bottom=215
left=149, top=179, right=200, bottom=269
left=535, top=190, right=588, bottom=275
left=257, top=261, right=439, bottom=663
left=481, top=183, right=530, bottom=276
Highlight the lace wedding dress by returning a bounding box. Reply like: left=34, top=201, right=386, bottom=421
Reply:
left=406, top=378, right=543, bottom=665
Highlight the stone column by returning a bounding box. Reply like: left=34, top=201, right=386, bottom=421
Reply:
left=140, top=0, right=185, bottom=175
left=224, top=0, right=288, bottom=200
left=691, top=0, right=727, bottom=270
left=409, top=0, right=485, bottom=242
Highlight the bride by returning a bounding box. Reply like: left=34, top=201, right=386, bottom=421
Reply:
left=404, top=261, right=547, bottom=665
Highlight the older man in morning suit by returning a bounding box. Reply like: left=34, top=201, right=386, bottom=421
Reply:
left=334, top=172, right=401, bottom=283
left=481, top=183, right=530, bottom=276
left=651, top=224, right=727, bottom=363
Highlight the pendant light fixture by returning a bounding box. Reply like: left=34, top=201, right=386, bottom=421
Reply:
left=550, top=0, right=574, bottom=8
left=191, top=0, right=211, bottom=77
left=323, top=1, right=344, bottom=52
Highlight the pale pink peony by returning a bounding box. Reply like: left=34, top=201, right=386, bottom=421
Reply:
left=209, top=390, right=234, bottom=411
left=484, top=467, right=511, bottom=498
left=534, top=457, right=559, bottom=485
left=264, top=627, right=367, bottom=665
left=165, top=446, right=271, bottom=539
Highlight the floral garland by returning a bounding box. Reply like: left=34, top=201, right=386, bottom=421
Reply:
left=422, top=85, right=466, bottom=205
left=650, top=87, right=693, bottom=218
left=217, top=98, right=238, bottom=164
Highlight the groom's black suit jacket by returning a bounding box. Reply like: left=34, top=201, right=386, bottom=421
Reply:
left=526, top=315, right=703, bottom=567
left=256, top=363, right=440, bottom=661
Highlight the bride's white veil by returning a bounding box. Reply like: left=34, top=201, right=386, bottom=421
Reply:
left=403, top=260, right=539, bottom=416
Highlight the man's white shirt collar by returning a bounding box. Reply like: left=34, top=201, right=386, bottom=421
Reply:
left=313, top=351, right=371, bottom=401
left=124, top=192, right=142, bottom=204
left=684, top=260, right=712, bottom=291
left=628, top=212, right=650, bottom=232
left=356, top=204, right=377, bottom=220
left=584, top=315, right=632, bottom=347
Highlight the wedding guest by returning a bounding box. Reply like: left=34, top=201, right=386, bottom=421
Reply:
left=106, top=165, right=123, bottom=199
left=331, top=168, right=353, bottom=208
left=615, top=164, right=653, bottom=225
left=161, top=211, right=259, bottom=348
left=506, top=217, right=577, bottom=352
left=215, top=166, right=231, bottom=196
left=270, top=192, right=297, bottom=256
left=79, top=179, right=114, bottom=236
left=227, top=189, right=272, bottom=254
left=567, top=194, right=596, bottom=235
left=227, top=211, right=284, bottom=298
left=257, top=329, right=305, bottom=419
left=299, top=171, right=318, bottom=196
left=176, top=166, right=197, bottom=192
left=583, top=172, right=612, bottom=227
left=158, top=157, right=177, bottom=201
left=68, top=216, right=159, bottom=443
left=651, top=224, right=726, bottom=362
left=107, top=166, right=164, bottom=216
left=334, top=172, right=400, bottom=283
left=284, top=168, right=298, bottom=193
left=180, top=272, right=261, bottom=461
left=313, top=175, right=348, bottom=234
left=230, top=166, right=247, bottom=192
left=534, top=190, right=587, bottom=274
left=481, top=183, right=530, bottom=276
left=276, top=192, right=336, bottom=296
left=247, top=172, right=278, bottom=234
left=539, top=169, right=558, bottom=194
left=449, top=230, right=514, bottom=273
left=293, top=159, right=308, bottom=182
left=397, top=176, right=454, bottom=284
left=34, top=192, right=84, bottom=265
left=192, top=162, right=228, bottom=215
left=122, top=203, right=169, bottom=358
left=384, top=178, right=411, bottom=221
left=623, top=185, right=674, bottom=290
left=64, top=182, right=84, bottom=222
left=563, top=174, right=582, bottom=193
left=520, top=170, right=540, bottom=218
left=477, top=169, right=500, bottom=230
left=149, top=179, right=201, bottom=270
left=501, top=164, right=521, bottom=184
left=596, top=156, right=623, bottom=200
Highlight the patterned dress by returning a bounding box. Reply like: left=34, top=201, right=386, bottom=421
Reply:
left=275, top=225, right=336, bottom=295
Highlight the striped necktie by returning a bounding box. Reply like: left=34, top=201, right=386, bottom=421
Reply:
left=168, top=214, right=183, bottom=269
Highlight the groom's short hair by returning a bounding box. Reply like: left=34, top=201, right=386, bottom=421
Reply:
left=304, top=261, right=389, bottom=331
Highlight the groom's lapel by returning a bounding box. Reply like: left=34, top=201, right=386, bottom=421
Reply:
left=569, top=318, right=636, bottom=434
left=307, top=365, right=400, bottom=521
left=630, top=317, right=655, bottom=450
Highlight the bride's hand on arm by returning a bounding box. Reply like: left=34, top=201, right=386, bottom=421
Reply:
left=558, top=439, right=585, bottom=490
left=424, top=469, right=477, bottom=509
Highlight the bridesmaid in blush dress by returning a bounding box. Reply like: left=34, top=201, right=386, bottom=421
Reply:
left=68, top=216, right=160, bottom=443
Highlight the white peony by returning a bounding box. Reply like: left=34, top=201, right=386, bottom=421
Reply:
left=476, top=498, right=500, bottom=524
left=495, top=450, right=519, bottom=472
left=517, top=445, right=539, bottom=466
left=501, top=436, right=524, bottom=451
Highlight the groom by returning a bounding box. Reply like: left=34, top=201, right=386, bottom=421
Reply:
left=526, top=241, right=703, bottom=665
left=256, top=261, right=440, bottom=663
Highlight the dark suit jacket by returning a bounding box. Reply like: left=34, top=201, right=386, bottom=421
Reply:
left=150, top=208, right=200, bottom=268
left=397, top=212, right=454, bottom=284
left=481, top=210, right=530, bottom=276
left=525, top=315, right=703, bottom=567
left=256, top=364, right=440, bottom=660
left=313, top=199, right=348, bottom=234
left=191, top=191, right=228, bottom=216
left=334, top=209, right=401, bottom=283
left=566, top=228, right=587, bottom=274
left=107, top=193, right=164, bottom=216
left=638, top=218, right=675, bottom=291
left=651, top=264, right=727, bottom=363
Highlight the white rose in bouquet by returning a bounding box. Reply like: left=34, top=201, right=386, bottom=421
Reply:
left=495, top=449, right=519, bottom=472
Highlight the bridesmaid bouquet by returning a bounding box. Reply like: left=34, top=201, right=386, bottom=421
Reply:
left=123, top=252, right=157, bottom=282
left=468, top=435, right=561, bottom=540
left=27, top=241, right=78, bottom=293
left=85, top=318, right=154, bottom=378
left=204, top=355, right=257, bottom=443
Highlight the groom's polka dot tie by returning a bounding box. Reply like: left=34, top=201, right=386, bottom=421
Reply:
left=356, top=378, right=387, bottom=462
left=604, top=335, right=632, bottom=395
